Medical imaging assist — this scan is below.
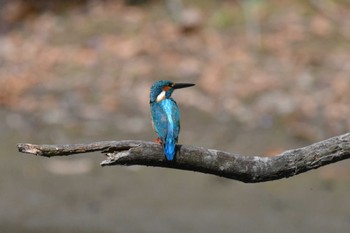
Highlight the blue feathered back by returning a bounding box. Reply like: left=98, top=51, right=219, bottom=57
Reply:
left=151, top=98, right=180, bottom=161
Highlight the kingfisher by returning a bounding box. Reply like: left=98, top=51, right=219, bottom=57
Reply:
left=150, top=80, right=195, bottom=161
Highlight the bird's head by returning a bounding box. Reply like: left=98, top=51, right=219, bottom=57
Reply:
left=150, top=80, right=195, bottom=103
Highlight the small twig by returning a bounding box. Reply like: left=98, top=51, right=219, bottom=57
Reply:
left=17, top=133, right=350, bottom=183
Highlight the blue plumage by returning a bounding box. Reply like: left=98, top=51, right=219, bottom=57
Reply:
left=150, top=80, right=194, bottom=161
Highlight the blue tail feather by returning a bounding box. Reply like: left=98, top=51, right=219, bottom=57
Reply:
left=164, top=137, right=176, bottom=160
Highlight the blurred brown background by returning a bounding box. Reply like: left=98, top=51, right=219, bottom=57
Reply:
left=1, top=0, right=350, bottom=232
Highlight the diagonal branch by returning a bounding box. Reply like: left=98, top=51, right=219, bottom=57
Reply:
left=17, top=133, right=350, bottom=183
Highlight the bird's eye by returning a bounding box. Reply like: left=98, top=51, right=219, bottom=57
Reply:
left=163, top=86, right=171, bottom=91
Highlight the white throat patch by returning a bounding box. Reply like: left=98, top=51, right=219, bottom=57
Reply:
left=156, top=91, right=166, bottom=102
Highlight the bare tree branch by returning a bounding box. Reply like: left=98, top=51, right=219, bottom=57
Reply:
left=17, top=133, right=350, bottom=183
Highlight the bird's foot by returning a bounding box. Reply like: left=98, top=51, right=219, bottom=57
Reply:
left=155, top=138, right=162, bottom=144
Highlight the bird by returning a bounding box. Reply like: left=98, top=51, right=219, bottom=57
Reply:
left=149, top=80, right=195, bottom=161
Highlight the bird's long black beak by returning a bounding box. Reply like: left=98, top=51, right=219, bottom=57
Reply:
left=172, top=83, right=195, bottom=89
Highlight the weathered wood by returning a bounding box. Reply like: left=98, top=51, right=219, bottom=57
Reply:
left=17, top=133, right=350, bottom=183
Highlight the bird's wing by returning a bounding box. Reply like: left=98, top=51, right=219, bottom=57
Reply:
left=161, top=99, right=180, bottom=142
left=151, top=102, right=168, bottom=141
left=151, top=99, right=180, bottom=143
left=169, top=99, right=180, bottom=142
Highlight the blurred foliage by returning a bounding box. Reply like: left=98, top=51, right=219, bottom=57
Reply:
left=0, top=0, right=89, bottom=22
left=209, top=7, right=237, bottom=29
left=0, top=0, right=350, bottom=142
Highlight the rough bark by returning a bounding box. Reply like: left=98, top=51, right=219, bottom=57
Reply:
left=17, top=133, right=350, bottom=183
